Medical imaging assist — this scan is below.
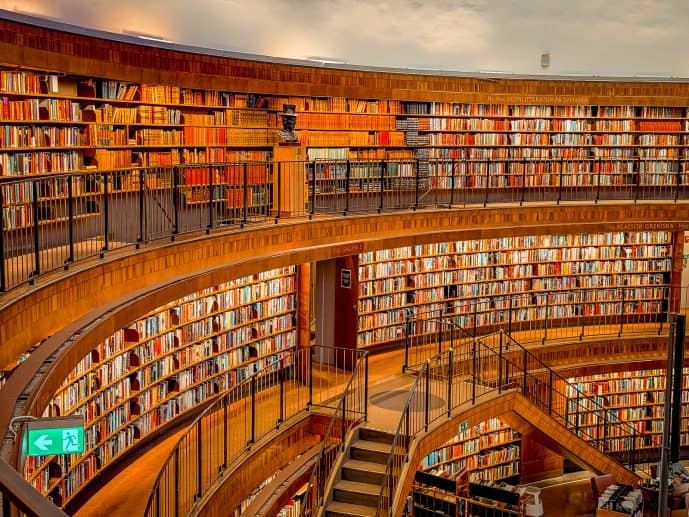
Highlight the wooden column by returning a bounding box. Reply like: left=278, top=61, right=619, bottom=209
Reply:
left=273, top=145, right=306, bottom=217
left=295, top=263, right=311, bottom=385
left=297, top=262, right=311, bottom=351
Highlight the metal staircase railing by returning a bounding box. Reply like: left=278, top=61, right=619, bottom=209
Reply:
left=144, top=345, right=364, bottom=517
left=376, top=316, right=650, bottom=516
left=299, top=349, right=369, bottom=517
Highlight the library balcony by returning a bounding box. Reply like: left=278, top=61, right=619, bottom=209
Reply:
left=2, top=10, right=689, bottom=517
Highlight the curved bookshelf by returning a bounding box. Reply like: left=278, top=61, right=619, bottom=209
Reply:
left=22, top=265, right=298, bottom=508
left=356, top=231, right=674, bottom=348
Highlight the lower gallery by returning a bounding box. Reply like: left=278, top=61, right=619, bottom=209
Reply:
left=1, top=9, right=689, bottom=517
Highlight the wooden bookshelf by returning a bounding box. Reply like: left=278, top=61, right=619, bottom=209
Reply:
left=4, top=65, right=689, bottom=232
left=356, top=231, right=674, bottom=349
left=565, top=367, right=689, bottom=458
left=22, top=266, right=299, bottom=508
left=421, top=418, right=522, bottom=484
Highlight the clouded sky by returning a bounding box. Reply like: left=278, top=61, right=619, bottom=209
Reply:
left=3, top=0, right=689, bottom=77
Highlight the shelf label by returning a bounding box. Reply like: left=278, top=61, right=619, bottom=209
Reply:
left=25, top=416, right=84, bottom=456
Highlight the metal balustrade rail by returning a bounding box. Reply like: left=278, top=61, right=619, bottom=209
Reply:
left=376, top=317, right=650, bottom=516
left=0, top=457, right=68, bottom=517
left=299, top=349, right=369, bottom=517
left=143, top=345, right=365, bottom=517
left=2, top=158, right=689, bottom=292
left=402, top=295, right=669, bottom=371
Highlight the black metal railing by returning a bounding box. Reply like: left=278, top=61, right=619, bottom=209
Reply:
left=0, top=458, right=68, bottom=517
left=143, top=345, right=366, bottom=517
left=2, top=157, right=689, bottom=292
left=299, top=349, right=369, bottom=516
left=377, top=316, right=647, bottom=516
left=401, top=291, right=669, bottom=371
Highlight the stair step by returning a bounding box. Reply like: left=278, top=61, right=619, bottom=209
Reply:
left=359, top=427, right=395, bottom=445
left=333, top=479, right=380, bottom=507
left=342, top=458, right=387, bottom=484
left=325, top=500, right=377, bottom=517
left=350, top=439, right=399, bottom=464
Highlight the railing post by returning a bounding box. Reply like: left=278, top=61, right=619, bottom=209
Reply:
left=101, top=173, right=109, bottom=257
left=196, top=420, right=203, bottom=499
left=449, top=159, right=456, bottom=207
left=242, top=163, right=248, bottom=226
left=447, top=347, right=454, bottom=416
left=520, top=160, right=526, bottom=205
left=472, top=301, right=478, bottom=338
left=414, top=158, right=420, bottom=210
left=424, top=362, right=430, bottom=431
left=404, top=317, right=410, bottom=372
left=208, top=165, right=214, bottom=230
left=223, top=396, right=228, bottom=469
left=0, top=182, right=5, bottom=292
left=344, top=160, right=351, bottom=214
left=308, top=347, right=313, bottom=407
left=596, top=157, right=602, bottom=203
left=484, top=162, right=490, bottom=206
left=548, top=370, right=554, bottom=415
left=278, top=358, right=284, bottom=427
left=522, top=349, right=528, bottom=395
left=174, top=448, right=180, bottom=517
left=172, top=166, right=179, bottom=237
left=341, top=397, right=347, bottom=448
left=580, top=301, right=586, bottom=339
left=542, top=294, right=549, bottom=344
left=498, top=332, right=503, bottom=394
left=250, top=374, right=256, bottom=445
left=364, top=354, right=369, bottom=422
left=310, top=161, right=316, bottom=219
left=30, top=179, right=40, bottom=280
left=633, top=157, right=639, bottom=203
left=275, top=161, right=282, bottom=221
left=619, top=287, right=625, bottom=336
left=379, top=159, right=385, bottom=213
left=66, top=175, right=74, bottom=266
left=137, top=168, right=145, bottom=247
left=471, top=340, right=477, bottom=404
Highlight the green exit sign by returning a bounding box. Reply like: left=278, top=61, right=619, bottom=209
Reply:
left=25, top=416, right=85, bottom=456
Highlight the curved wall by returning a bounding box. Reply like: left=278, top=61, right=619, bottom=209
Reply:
left=2, top=203, right=687, bottom=440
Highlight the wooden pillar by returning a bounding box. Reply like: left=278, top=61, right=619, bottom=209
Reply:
left=297, top=262, right=311, bottom=351
left=669, top=231, right=684, bottom=313
left=273, top=145, right=306, bottom=217
left=296, top=263, right=311, bottom=385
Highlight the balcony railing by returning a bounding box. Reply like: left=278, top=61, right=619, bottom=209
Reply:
left=2, top=158, right=689, bottom=292
left=143, top=345, right=366, bottom=517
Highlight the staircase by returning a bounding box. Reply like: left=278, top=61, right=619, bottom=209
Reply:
left=325, top=427, right=397, bottom=517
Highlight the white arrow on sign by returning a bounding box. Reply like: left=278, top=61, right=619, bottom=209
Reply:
left=33, top=434, right=53, bottom=451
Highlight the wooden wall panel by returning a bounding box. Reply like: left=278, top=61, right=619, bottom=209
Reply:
left=1, top=16, right=689, bottom=104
